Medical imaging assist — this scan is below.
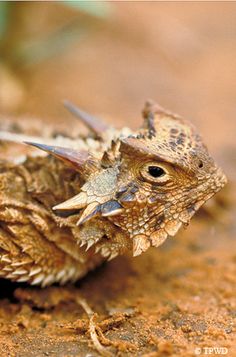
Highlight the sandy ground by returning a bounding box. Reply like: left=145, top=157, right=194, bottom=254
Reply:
left=0, top=2, right=235, bottom=356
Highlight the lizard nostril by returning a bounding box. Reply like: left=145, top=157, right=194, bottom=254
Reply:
left=198, top=160, right=204, bottom=168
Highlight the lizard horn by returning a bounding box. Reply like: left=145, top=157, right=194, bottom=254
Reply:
left=24, top=142, right=98, bottom=177
left=77, top=202, right=101, bottom=226
left=76, top=199, right=123, bottom=226
left=142, top=100, right=158, bottom=138
left=142, top=99, right=181, bottom=123
left=63, top=100, right=111, bottom=138
left=100, top=200, right=123, bottom=217
left=53, top=192, right=88, bottom=211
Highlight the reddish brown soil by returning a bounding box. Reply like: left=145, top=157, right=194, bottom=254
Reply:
left=0, top=3, right=235, bottom=356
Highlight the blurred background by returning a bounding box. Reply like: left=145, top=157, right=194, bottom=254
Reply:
left=0, top=1, right=235, bottom=177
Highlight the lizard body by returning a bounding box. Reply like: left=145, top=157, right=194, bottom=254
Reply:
left=0, top=100, right=227, bottom=286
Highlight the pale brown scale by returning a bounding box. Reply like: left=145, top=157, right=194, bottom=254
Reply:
left=0, top=100, right=227, bottom=285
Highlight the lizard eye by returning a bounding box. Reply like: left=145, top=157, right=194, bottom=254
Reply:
left=148, top=166, right=165, bottom=178
left=140, top=162, right=170, bottom=183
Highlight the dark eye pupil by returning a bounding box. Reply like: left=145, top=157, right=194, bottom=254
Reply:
left=198, top=161, right=203, bottom=168
left=148, top=166, right=165, bottom=178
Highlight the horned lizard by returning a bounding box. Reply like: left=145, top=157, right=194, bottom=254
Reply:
left=0, top=100, right=227, bottom=287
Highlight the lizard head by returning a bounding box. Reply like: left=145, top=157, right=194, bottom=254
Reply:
left=112, top=101, right=227, bottom=255
left=27, top=100, right=227, bottom=258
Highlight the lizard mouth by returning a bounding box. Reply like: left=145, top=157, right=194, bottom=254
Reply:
left=212, top=167, right=228, bottom=193
left=179, top=167, right=227, bottom=225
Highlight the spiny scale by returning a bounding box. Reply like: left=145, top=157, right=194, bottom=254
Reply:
left=0, top=100, right=227, bottom=286
left=25, top=142, right=98, bottom=178
left=64, top=100, right=111, bottom=137
left=53, top=192, right=88, bottom=211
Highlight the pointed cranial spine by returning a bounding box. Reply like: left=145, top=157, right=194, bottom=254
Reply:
left=25, top=142, right=99, bottom=178
left=53, top=192, right=88, bottom=211
left=77, top=202, right=101, bottom=226
left=64, top=100, right=112, bottom=138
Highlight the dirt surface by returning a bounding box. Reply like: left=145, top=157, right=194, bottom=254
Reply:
left=0, top=3, right=235, bottom=356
